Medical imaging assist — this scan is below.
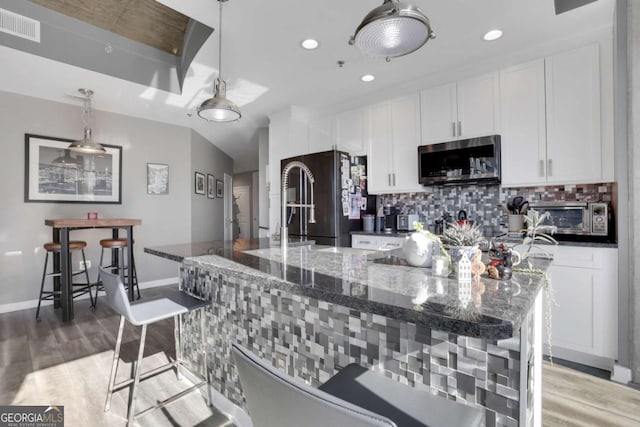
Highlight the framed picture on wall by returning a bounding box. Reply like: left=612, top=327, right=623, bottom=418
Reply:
left=207, top=174, right=215, bottom=199
left=195, top=172, right=205, bottom=195
left=147, top=163, right=169, bottom=195
left=216, top=179, right=223, bottom=198
left=24, top=133, right=122, bottom=203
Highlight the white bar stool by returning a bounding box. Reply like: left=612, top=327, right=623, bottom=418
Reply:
left=99, top=267, right=210, bottom=426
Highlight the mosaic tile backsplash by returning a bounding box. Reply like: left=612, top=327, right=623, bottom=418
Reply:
left=378, top=183, right=616, bottom=237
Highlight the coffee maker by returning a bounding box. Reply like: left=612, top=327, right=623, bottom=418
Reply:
left=383, top=204, right=399, bottom=233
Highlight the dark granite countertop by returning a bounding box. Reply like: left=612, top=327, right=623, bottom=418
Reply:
left=351, top=231, right=411, bottom=237
left=351, top=229, right=617, bottom=248
left=146, top=239, right=551, bottom=340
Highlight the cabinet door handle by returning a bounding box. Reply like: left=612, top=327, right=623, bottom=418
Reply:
left=388, top=174, right=391, bottom=186
left=539, top=160, right=544, bottom=177
left=452, top=122, right=456, bottom=137
left=393, top=173, right=396, bottom=186
left=360, top=240, right=371, bottom=244
left=548, top=159, right=552, bottom=177
left=457, top=121, right=462, bottom=136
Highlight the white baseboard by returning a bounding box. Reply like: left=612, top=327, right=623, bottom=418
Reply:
left=611, top=364, right=633, bottom=384
left=0, top=277, right=179, bottom=314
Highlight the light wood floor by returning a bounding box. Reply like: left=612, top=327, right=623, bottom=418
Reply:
left=1, top=285, right=639, bottom=427
left=0, top=287, right=234, bottom=427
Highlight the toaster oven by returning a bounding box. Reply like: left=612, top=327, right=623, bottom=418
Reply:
left=397, top=214, right=420, bottom=231
left=528, top=202, right=610, bottom=237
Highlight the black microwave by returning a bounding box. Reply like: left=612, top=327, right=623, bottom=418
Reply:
left=418, top=135, right=501, bottom=185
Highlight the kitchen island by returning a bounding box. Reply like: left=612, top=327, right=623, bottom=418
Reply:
left=146, top=239, right=550, bottom=427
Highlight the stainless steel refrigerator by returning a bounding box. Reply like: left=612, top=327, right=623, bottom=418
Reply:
left=281, top=150, right=375, bottom=247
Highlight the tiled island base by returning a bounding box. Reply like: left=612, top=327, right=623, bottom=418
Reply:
left=178, top=258, right=542, bottom=427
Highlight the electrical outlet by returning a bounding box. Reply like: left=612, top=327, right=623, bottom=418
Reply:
left=79, top=260, right=91, bottom=270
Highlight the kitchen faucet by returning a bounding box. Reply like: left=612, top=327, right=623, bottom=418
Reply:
left=281, top=161, right=316, bottom=250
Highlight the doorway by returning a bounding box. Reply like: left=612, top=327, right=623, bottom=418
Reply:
left=233, top=186, right=251, bottom=239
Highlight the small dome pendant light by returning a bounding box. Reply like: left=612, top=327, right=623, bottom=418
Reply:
left=198, top=0, right=241, bottom=122
left=349, top=0, right=435, bottom=60
left=68, top=88, right=106, bottom=154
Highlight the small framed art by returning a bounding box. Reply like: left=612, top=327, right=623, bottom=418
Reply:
left=195, top=172, right=205, bottom=195
left=147, top=163, right=169, bottom=195
left=207, top=174, right=215, bottom=199
left=216, top=179, right=223, bottom=198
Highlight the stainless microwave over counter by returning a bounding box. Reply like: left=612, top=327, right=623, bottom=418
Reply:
left=418, top=135, right=501, bottom=185
left=529, top=201, right=614, bottom=242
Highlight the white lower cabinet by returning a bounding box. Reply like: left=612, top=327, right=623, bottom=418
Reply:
left=542, top=245, right=618, bottom=369
left=351, top=234, right=405, bottom=251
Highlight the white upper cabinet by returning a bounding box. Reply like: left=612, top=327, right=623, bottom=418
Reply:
left=336, top=107, right=368, bottom=156
left=390, top=94, right=423, bottom=193
left=420, top=73, right=500, bottom=145
left=545, top=43, right=602, bottom=184
left=500, top=59, right=547, bottom=186
left=368, top=94, right=423, bottom=194
left=500, top=43, right=606, bottom=187
left=308, top=115, right=336, bottom=154
left=419, top=83, right=457, bottom=144
left=367, top=101, right=394, bottom=194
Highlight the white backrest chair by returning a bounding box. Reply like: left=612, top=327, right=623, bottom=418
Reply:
left=231, top=343, right=397, bottom=427
left=100, top=267, right=210, bottom=426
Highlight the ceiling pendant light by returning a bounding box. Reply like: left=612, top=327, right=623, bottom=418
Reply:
left=349, top=0, right=435, bottom=60
left=197, top=0, right=241, bottom=122
left=68, top=88, right=106, bottom=154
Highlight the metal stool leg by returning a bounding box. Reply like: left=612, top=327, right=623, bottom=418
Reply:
left=94, top=248, right=106, bottom=308
left=131, top=252, right=140, bottom=300
left=105, top=316, right=126, bottom=412
left=80, top=248, right=95, bottom=308
left=174, top=314, right=181, bottom=381
left=35, top=252, right=50, bottom=320
left=201, top=308, right=212, bottom=406
left=128, top=324, right=147, bottom=427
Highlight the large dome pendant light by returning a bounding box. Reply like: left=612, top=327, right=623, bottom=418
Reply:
left=197, top=0, right=241, bottom=122
left=68, top=88, right=106, bottom=154
left=349, top=0, right=435, bottom=60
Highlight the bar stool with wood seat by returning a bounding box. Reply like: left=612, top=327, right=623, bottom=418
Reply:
left=95, top=238, right=140, bottom=303
left=99, top=267, right=210, bottom=426
left=36, top=240, right=93, bottom=320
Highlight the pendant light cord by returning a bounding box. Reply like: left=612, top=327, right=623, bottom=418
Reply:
left=218, top=0, right=223, bottom=81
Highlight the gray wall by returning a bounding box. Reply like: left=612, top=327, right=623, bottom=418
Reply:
left=0, top=90, right=231, bottom=307
left=190, top=129, right=233, bottom=242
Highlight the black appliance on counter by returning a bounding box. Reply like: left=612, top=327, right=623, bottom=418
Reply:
left=281, top=150, right=375, bottom=247
left=383, top=205, right=399, bottom=233
left=418, top=135, right=501, bottom=185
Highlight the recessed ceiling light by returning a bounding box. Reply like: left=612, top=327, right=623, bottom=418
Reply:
left=301, top=39, right=319, bottom=50
left=361, top=74, right=375, bottom=82
left=483, top=29, right=503, bottom=41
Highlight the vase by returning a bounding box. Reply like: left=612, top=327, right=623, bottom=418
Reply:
left=402, top=232, right=438, bottom=267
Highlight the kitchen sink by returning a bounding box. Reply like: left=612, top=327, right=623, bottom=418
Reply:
left=315, top=247, right=377, bottom=256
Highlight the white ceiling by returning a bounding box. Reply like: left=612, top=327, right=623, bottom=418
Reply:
left=0, top=0, right=615, bottom=172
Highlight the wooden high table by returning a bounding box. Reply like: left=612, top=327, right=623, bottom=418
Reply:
left=44, top=218, right=142, bottom=322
